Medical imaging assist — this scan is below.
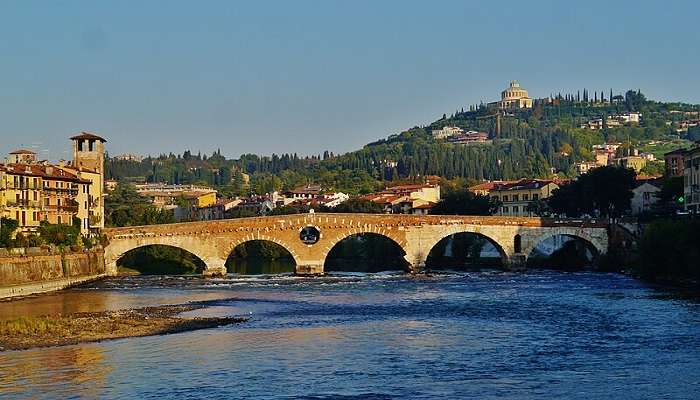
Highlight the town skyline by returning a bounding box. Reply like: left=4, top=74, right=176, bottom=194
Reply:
left=2, top=1, right=700, bottom=157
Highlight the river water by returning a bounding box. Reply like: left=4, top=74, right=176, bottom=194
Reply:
left=1, top=270, right=699, bottom=399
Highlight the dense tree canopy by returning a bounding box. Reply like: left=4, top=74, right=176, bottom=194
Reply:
left=548, top=166, right=636, bottom=217
left=105, top=182, right=175, bottom=227
left=431, top=190, right=500, bottom=216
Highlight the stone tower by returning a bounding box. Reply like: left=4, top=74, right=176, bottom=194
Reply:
left=69, top=132, right=107, bottom=230
left=71, top=132, right=106, bottom=173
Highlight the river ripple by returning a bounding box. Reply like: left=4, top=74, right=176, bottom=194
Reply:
left=1, top=271, right=699, bottom=399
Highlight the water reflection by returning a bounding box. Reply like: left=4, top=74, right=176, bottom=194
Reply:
left=0, top=345, right=111, bottom=398
left=227, top=258, right=295, bottom=275
left=1, top=272, right=700, bottom=399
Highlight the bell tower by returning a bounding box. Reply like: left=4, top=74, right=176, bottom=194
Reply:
left=71, top=132, right=106, bottom=173
left=69, top=132, right=107, bottom=230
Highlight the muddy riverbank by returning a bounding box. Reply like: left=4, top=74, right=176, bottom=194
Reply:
left=0, top=299, right=246, bottom=351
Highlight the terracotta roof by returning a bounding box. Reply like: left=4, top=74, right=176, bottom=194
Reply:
left=287, top=185, right=323, bottom=195
left=491, top=179, right=557, bottom=191
left=70, top=132, right=107, bottom=142
left=468, top=180, right=514, bottom=191
left=9, top=149, right=36, bottom=155
left=0, top=163, right=90, bottom=184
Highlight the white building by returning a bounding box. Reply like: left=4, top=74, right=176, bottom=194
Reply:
left=631, top=181, right=660, bottom=215
left=431, top=126, right=464, bottom=139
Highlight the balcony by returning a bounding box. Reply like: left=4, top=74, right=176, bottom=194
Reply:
left=6, top=199, right=42, bottom=208
left=44, top=204, right=79, bottom=213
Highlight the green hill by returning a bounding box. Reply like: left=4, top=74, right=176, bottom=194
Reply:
left=106, top=89, right=699, bottom=195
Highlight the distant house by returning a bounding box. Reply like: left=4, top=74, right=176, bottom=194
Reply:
left=631, top=179, right=661, bottom=215
left=575, top=161, right=598, bottom=175
left=471, top=179, right=559, bottom=217
left=361, top=182, right=440, bottom=214
left=615, top=156, right=647, bottom=173
left=431, top=126, right=464, bottom=139
left=284, top=185, right=323, bottom=200
left=664, top=148, right=686, bottom=177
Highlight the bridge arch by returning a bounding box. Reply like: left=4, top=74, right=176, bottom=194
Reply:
left=115, top=244, right=206, bottom=275
left=424, top=230, right=509, bottom=269
left=522, top=229, right=607, bottom=260
left=104, top=235, right=218, bottom=276
left=224, top=236, right=301, bottom=267
left=323, top=231, right=410, bottom=273
left=420, top=226, right=511, bottom=268
left=524, top=230, right=605, bottom=269
left=319, top=227, right=409, bottom=270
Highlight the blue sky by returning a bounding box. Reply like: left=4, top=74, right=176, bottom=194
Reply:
left=1, top=1, right=698, bottom=159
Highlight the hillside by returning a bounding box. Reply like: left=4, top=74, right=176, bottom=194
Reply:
left=105, top=89, right=699, bottom=195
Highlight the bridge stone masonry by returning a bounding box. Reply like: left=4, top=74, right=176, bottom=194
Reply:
left=102, top=213, right=610, bottom=277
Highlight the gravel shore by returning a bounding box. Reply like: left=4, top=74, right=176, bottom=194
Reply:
left=0, top=300, right=246, bottom=351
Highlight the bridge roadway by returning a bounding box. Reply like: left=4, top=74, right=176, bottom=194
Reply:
left=102, top=213, right=610, bottom=276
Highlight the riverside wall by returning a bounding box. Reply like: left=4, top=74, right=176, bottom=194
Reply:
left=0, top=247, right=106, bottom=300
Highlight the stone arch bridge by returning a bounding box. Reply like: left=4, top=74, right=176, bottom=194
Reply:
left=102, top=213, right=609, bottom=276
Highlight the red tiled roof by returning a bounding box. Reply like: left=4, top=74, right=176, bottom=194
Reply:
left=491, top=179, right=556, bottom=191
left=9, top=149, right=36, bottom=155
left=468, top=180, right=514, bottom=191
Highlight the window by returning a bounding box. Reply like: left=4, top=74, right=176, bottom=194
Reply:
left=523, top=194, right=529, bottom=201
left=502, top=195, right=509, bottom=202
left=513, top=206, right=519, bottom=213
left=502, top=206, right=509, bottom=214
left=57, top=216, right=62, bottom=224
left=513, top=194, right=519, bottom=201
left=533, top=194, right=539, bottom=200
left=514, top=234, right=522, bottom=253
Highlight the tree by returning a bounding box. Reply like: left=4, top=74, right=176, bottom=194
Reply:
left=0, top=218, right=18, bottom=248
left=431, top=190, right=500, bottom=215
left=330, top=198, right=383, bottom=213
left=548, top=166, right=636, bottom=218
left=526, top=199, right=551, bottom=216
left=656, top=176, right=684, bottom=203
left=105, top=182, right=175, bottom=227
left=37, top=218, right=82, bottom=247
left=640, top=161, right=665, bottom=176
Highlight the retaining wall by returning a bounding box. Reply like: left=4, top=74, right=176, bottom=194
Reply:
left=0, top=247, right=106, bottom=299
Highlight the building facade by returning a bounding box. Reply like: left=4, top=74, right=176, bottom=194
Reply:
left=0, top=163, right=91, bottom=235
left=631, top=181, right=661, bottom=215
left=664, top=148, right=686, bottom=177
left=476, top=179, right=559, bottom=217
left=683, top=144, right=700, bottom=213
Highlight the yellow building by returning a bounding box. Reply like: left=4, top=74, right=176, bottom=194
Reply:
left=489, top=80, right=534, bottom=110
left=615, top=156, right=647, bottom=173
left=185, top=191, right=217, bottom=208
left=0, top=164, right=43, bottom=233
left=0, top=163, right=91, bottom=235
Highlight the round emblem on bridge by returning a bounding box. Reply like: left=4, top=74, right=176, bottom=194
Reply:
left=300, top=225, right=321, bottom=245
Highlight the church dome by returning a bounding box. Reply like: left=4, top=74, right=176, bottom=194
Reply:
left=502, top=80, right=529, bottom=100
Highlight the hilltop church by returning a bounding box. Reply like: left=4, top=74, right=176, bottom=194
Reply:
left=489, top=80, right=534, bottom=111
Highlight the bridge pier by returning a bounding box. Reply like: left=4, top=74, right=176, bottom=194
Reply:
left=507, top=254, right=527, bottom=271
left=295, top=261, right=324, bottom=276
left=202, top=258, right=228, bottom=278
left=106, top=261, right=119, bottom=276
